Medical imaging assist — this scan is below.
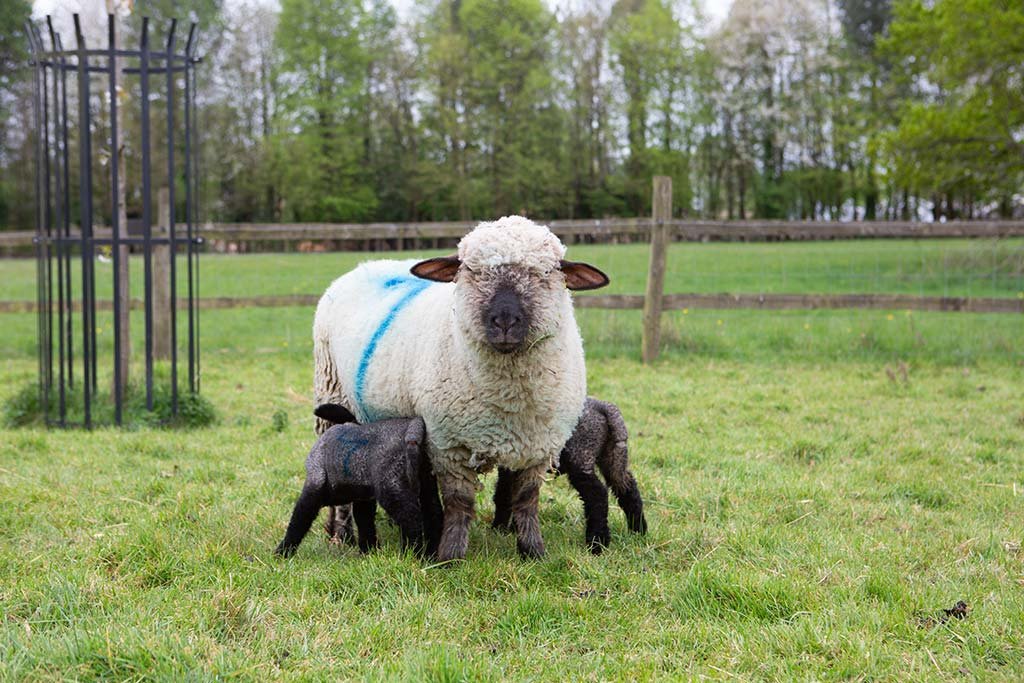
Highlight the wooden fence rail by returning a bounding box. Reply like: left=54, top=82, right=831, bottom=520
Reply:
left=5, top=180, right=1022, bottom=360
left=4, top=217, right=1024, bottom=249
left=3, top=292, right=1020, bottom=316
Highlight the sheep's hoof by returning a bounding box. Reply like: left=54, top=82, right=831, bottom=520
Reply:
left=274, top=542, right=297, bottom=558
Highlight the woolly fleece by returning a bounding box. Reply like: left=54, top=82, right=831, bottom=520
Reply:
left=313, top=216, right=588, bottom=487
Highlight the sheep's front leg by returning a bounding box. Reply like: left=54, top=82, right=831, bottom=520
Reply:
left=437, top=475, right=476, bottom=562
left=509, top=464, right=547, bottom=559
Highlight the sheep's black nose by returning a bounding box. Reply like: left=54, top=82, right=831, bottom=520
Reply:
left=484, top=286, right=528, bottom=352
left=490, top=311, right=522, bottom=333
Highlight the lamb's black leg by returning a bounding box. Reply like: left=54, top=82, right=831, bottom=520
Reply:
left=379, top=490, right=426, bottom=556
left=419, top=465, right=444, bottom=558
left=491, top=467, right=515, bottom=533
left=352, top=499, right=379, bottom=553
left=566, top=464, right=611, bottom=554
left=275, top=486, right=325, bottom=557
left=596, top=450, right=647, bottom=534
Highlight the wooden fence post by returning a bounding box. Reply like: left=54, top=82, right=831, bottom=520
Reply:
left=642, top=176, right=672, bottom=363
left=153, top=187, right=171, bottom=360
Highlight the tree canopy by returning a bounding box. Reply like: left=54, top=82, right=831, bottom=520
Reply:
left=0, top=0, right=1021, bottom=230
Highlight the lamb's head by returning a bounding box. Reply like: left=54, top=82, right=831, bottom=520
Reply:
left=411, top=216, right=608, bottom=355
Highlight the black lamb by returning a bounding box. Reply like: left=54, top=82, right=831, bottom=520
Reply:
left=275, top=404, right=443, bottom=558
left=493, top=397, right=647, bottom=553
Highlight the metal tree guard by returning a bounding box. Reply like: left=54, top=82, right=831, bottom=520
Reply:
left=27, top=14, right=202, bottom=427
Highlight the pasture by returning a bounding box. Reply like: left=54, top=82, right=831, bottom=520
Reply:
left=1, top=240, right=1022, bottom=680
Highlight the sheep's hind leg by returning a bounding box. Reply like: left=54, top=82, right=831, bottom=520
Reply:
left=566, top=464, right=611, bottom=554
left=312, top=334, right=358, bottom=545
left=509, top=464, right=547, bottom=559
left=352, top=500, right=379, bottom=553
left=491, top=467, right=515, bottom=533
left=437, top=475, right=476, bottom=562
left=324, top=504, right=356, bottom=545
left=275, top=486, right=325, bottom=557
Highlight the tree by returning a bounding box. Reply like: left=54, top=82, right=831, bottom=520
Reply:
left=0, top=0, right=31, bottom=230
left=273, top=0, right=393, bottom=222
left=881, top=0, right=1024, bottom=218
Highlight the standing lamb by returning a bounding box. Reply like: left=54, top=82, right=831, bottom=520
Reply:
left=493, top=397, right=647, bottom=554
left=275, top=405, right=442, bottom=558
left=313, top=216, right=608, bottom=561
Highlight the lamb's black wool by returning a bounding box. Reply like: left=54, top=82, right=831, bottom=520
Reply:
left=275, top=405, right=443, bottom=558
left=493, top=397, right=647, bottom=553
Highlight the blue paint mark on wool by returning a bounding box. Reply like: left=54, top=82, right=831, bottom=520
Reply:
left=335, top=431, right=370, bottom=478
left=353, top=275, right=432, bottom=420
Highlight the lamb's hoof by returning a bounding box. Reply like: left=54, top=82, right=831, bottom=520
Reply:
left=587, top=529, right=611, bottom=554
left=517, top=539, right=545, bottom=560
left=357, top=540, right=380, bottom=554
left=491, top=518, right=514, bottom=534
left=274, top=542, right=297, bottom=558
left=628, top=514, right=648, bottom=535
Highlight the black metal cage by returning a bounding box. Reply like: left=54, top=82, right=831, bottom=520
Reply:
left=27, top=14, right=202, bottom=427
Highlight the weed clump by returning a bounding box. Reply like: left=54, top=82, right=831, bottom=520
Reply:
left=1, top=380, right=216, bottom=429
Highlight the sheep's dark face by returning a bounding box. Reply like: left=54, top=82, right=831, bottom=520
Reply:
left=480, top=272, right=530, bottom=353
left=410, top=217, right=609, bottom=356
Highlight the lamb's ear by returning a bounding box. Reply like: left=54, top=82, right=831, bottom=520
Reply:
left=314, top=403, right=357, bottom=425
left=411, top=256, right=461, bottom=283
left=560, top=260, right=610, bottom=290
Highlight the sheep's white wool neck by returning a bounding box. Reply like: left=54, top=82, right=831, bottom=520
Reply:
left=458, top=215, right=566, bottom=271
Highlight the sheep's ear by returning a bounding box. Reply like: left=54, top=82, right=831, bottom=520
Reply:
left=314, top=403, right=357, bottom=425
left=560, top=260, right=610, bottom=290
left=411, top=255, right=461, bottom=283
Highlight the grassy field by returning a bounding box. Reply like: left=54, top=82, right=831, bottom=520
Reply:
left=2, top=238, right=1023, bottom=302
left=1, top=245, right=1023, bottom=680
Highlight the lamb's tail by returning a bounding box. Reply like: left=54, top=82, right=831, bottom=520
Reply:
left=593, top=400, right=648, bottom=534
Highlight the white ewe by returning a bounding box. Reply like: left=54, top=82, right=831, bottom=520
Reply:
left=313, top=216, right=608, bottom=560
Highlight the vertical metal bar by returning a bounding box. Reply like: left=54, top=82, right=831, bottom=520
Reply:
left=57, top=33, right=73, bottom=392
left=38, top=25, right=54, bottom=403
left=74, top=14, right=92, bottom=428
left=166, top=19, right=178, bottom=414
left=108, top=14, right=123, bottom=425
left=28, top=23, right=46, bottom=420
left=184, top=23, right=197, bottom=394
left=140, top=17, right=154, bottom=411
left=190, top=35, right=201, bottom=394
left=48, top=19, right=66, bottom=425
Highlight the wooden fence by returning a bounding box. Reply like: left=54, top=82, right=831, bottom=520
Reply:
left=4, top=179, right=1022, bottom=360
left=3, top=216, right=1024, bottom=249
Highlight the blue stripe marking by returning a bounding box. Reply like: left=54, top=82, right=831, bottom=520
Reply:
left=353, top=276, right=431, bottom=420
left=335, top=432, right=370, bottom=478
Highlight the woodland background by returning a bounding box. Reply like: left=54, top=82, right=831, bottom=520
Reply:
left=0, top=0, right=1021, bottom=229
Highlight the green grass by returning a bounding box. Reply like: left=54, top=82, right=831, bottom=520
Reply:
left=1, top=245, right=1023, bottom=679
left=2, top=238, right=1023, bottom=301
